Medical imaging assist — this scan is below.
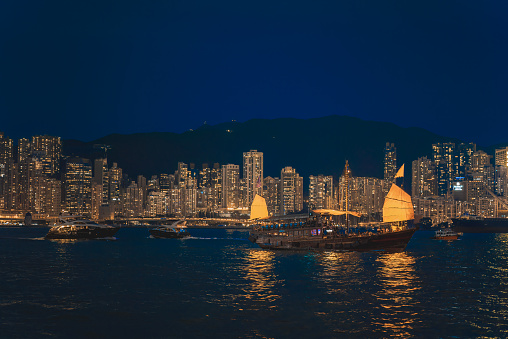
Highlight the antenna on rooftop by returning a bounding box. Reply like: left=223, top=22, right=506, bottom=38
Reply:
left=93, top=144, right=111, bottom=158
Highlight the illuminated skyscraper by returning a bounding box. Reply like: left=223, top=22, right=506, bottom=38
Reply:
left=93, top=158, right=109, bottom=205
left=280, top=167, right=303, bottom=215
left=17, top=138, right=31, bottom=163
left=222, top=164, right=240, bottom=209
left=31, top=135, right=62, bottom=176
left=308, top=175, right=334, bottom=210
left=432, top=143, right=456, bottom=195
left=243, top=150, right=263, bottom=205
left=0, top=133, right=13, bottom=209
left=495, top=147, right=508, bottom=167
left=456, top=143, right=476, bottom=177
left=64, top=157, right=92, bottom=216
left=411, top=157, right=437, bottom=197
left=109, top=162, right=122, bottom=202
left=384, top=143, right=397, bottom=183
left=263, top=176, right=280, bottom=216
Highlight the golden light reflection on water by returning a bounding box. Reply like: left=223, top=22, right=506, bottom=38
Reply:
left=374, top=253, right=421, bottom=337
left=235, top=249, right=281, bottom=310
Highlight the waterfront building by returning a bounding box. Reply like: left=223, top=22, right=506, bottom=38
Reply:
left=263, top=176, right=280, bottom=216
left=413, top=196, right=469, bottom=224
left=308, top=175, right=334, bottom=210
left=455, top=143, right=476, bottom=177
left=412, top=157, right=437, bottom=197
left=243, top=150, right=263, bottom=206
left=42, top=178, right=62, bottom=216
left=64, top=157, right=92, bottom=217
left=349, top=177, right=385, bottom=217
left=93, top=158, right=109, bottom=205
left=0, top=133, right=13, bottom=210
left=222, top=164, right=240, bottom=209
left=432, top=143, right=456, bottom=195
left=91, top=182, right=103, bottom=220
left=123, top=181, right=144, bottom=217
left=31, top=135, right=62, bottom=176
left=109, top=162, right=122, bottom=203
left=147, top=191, right=168, bottom=217
left=280, top=167, right=303, bottom=215
left=495, top=166, right=508, bottom=197
left=384, top=143, right=397, bottom=184
left=470, top=150, right=494, bottom=191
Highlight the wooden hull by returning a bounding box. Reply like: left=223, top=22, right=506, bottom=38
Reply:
left=249, top=227, right=417, bottom=253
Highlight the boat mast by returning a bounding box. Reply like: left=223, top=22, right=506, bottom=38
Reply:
left=344, top=161, right=350, bottom=234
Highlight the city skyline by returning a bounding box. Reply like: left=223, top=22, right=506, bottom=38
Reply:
left=2, top=129, right=508, bottom=223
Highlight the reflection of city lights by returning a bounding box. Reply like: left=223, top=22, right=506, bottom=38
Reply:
left=374, top=253, right=420, bottom=337
left=232, top=250, right=281, bottom=310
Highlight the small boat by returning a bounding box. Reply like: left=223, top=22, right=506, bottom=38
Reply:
left=149, top=220, right=191, bottom=239
left=432, top=228, right=460, bottom=240
left=45, top=217, right=119, bottom=240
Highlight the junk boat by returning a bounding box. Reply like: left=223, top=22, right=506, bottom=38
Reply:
left=149, top=220, right=191, bottom=239
left=45, top=217, right=120, bottom=240
left=249, top=162, right=418, bottom=253
left=432, top=228, right=461, bottom=240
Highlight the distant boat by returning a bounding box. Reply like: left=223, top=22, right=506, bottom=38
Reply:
left=249, top=162, right=418, bottom=252
left=432, top=228, right=460, bottom=240
left=451, top=216, right=508, bottom=233
left=45, top=217, right=119, bottom=240
left=149, top=220, right=191, bottom=239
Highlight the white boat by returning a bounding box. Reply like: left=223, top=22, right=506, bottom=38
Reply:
left=432, top=228, right=460, bottom=240
left=45, top=217, right=119, bottom=239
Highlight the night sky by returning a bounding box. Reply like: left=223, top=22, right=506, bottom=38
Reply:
left=1, top=1, right=506, bottom=145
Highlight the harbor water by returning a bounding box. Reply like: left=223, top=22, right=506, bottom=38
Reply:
left=1, top=227, right=507, bottom=338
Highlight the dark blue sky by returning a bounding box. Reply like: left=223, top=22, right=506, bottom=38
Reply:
left=1, top=1, right=507, bottom=145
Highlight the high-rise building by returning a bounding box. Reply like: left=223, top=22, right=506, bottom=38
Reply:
left=0, top=133, right=13, bottom=209
left=31, top=135, right=62, bottom=176
left=64, top=157, right=92, bottom=217
left=384, top=143, right=397, bottom=183
left=456, top=143, right=476, bottom=177
left=243, top=150, right=263, bottom=206
left=17, top=138, right=31, bottom=163
left=222, top=164, right=240, bottom=209
left=263, top=176, right=280, bottom=216
left=280, top=166, right=303, bottom=215
left=432, top=143, right=456, bottom=195
left=109, top=162, right=122, bottom=202
left=93, top=158, right=109, bottom=205
left=159, top=173, right=173, bottom=192
left=120, top=181, right=143, bottom=217
left=348, top=177, right=385, bottom=217
left=495, top=147, right=508, bottom=167
left=411, top=157, right=437, bottom=197
left=495, top=166, right=508, bottom=196
left=308, top=175, right=334, bottom=210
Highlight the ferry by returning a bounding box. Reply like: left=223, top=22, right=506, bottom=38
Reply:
left=432, top=228, right=460, bottom=240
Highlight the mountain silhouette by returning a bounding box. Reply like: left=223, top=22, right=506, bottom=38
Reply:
left=63, top=115, right=464, bottom=182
